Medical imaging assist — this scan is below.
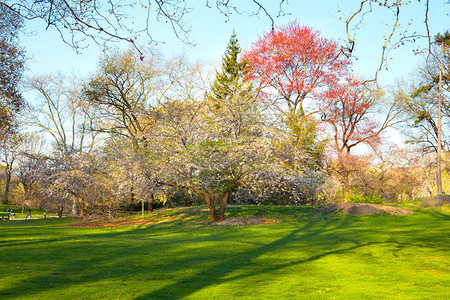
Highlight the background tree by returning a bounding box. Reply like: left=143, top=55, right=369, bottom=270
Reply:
left=0, top=134, right=21, bottom=204
left=433, top=31, right=450, bottom=194
left=85, top=48, right=194, bottom=216
left=153, top=35, right=266, bottom=221
left=343, top=0, right=448, bottom=82
left=27, top=74, right=96, bottom=156
left=208, top=32, right=257, bottom=139
left=394, top=34, right=450, bottom=195
left=26, top=73, right=97, bottom=216
left=0, top=1, right=290, bottom=55
left=15, top=133, right=44, bottom=213
left=84, top=48, right=163, bottom=144
left=321, top=76, right=398, bottom=195
left=0, top=5, right=24, bottom=140
left=243, top=22, right=350, bottom=170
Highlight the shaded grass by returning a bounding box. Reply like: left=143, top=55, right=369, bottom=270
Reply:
left=0, top=205, right=448, bottom=299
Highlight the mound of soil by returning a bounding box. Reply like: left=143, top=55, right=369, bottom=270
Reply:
left=323, top=203, right=414, bottom=216
left=420, top=195, right=450, bottom=207
left=216, top=216, right=277, bottom=226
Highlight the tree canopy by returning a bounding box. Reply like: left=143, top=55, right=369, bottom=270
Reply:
left=0, top=6, right=24, bottom=140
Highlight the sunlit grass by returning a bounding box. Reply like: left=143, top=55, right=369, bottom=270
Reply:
left=0, top=205, right=448, bottom=299
left=0, top=205, right=58, bottom=219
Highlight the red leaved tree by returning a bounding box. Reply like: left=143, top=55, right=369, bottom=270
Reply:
left=324, top=77, right=382, bottom=154
left=321, top=76, right=396, bottom=194
left=243, top=22, right=351, bottom=170
left=243, top=21, right=350, bottom=117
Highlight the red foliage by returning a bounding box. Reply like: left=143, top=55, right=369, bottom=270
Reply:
left=243, top=22, right=350, bottom=115
left=322, top=76, right=381, bottom=154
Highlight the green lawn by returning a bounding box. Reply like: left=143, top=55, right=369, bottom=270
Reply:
left=0, top=205, right=58, bottom=219
left=0, top=205, right=448, bottom=299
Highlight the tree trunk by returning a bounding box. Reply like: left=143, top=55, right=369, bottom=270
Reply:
left=189, top=186, right=231, bottom=222
left=216, top=191, right=230, bottom=222
left=148, top=194, right=154, bottom=212
left=204, top=192, right=230, bottom=222
left=2, top=164, right=12, bottom=204
left=436, top=41, right=444, bottom=195
left=342, top=170, right=350, bottom=197
left=57, top=207, right=63, bottom=218
left=77, top=196, right=85, bottom=218
left=72, top=197, right=78, bottom=216
left=204, top=194, right=218, bottom=222
left=141, top=198, right=145, bottom=219
left=131, top=189, right=136, bottom=203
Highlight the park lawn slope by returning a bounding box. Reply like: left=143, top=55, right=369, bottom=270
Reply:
left=0, top=205, right=448, bottom=299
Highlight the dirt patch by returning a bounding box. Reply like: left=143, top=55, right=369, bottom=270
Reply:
left=216, top=216, right=277, bottom=226
left=420, top=195, right=450, bottom=207
left=323, top=203, right=414, bottom=216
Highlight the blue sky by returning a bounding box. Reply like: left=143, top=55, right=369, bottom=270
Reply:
left=21, top=1, right=449, bottom=86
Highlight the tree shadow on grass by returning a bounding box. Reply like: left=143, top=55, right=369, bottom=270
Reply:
left=1, top=220, right=255, bottom=298
left=0, top=211, right=447, bottom=299
left=0, top=219, right=352, bottom=298
left=134, top=220, right=383, bottom=299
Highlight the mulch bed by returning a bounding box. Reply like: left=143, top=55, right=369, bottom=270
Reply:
left=420, top=195, right=450, bottom=207
left=69, top=203, right=417, bottom=227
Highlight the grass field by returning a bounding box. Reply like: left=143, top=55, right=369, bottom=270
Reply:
left=0, top=205, right=58, bottom=219
left=0, top=205, right=448, bottom=299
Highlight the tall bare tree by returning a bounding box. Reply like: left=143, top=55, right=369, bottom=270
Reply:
left=0, top=134, right=21, bottom=204
left=26, top=73, right=98, bottom=216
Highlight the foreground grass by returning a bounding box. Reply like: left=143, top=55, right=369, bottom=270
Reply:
left=0, top=205, right=448, bottom=299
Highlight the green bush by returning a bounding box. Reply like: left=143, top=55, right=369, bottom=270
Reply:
left=163, top=189, right=203, bottom=208
left=0, top=204, right=22, bottom=213
left=122, top=199, right=164, bottom=212
left=349, top=194, right=385, bottom=204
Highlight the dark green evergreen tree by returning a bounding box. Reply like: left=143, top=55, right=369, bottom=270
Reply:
left=207, top=32, right=259, bottom=139
left=209, top=32, right=254, bottom=109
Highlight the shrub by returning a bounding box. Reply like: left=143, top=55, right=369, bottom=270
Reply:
left=163, top=189, right=203, bottom=208
left=349, top=194, right=385, bottom=204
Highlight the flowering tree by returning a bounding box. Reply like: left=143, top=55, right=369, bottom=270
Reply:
left=15, top=134, right=44, bottom=213
left=243, top=21, right=349, bottom=117
left=152, top=35, right=268, bottom=221
left=26, top=74, right=98, bottom=216
left=323, top=77, right=385, bottom=154
left=25, top=152, right=113, bottom=218
left=321, top=76, right=397, bottom=194
left=247, top=128, right=328, bottom=206
left=102, top=137, right=161, bottom=217
left=85, top=49, right=201, bottom=217
left=0, top=134, right=21, bottom=204
left=154, top=96, right=268, bottom=221
left=243, top=22, right=350, bottom=171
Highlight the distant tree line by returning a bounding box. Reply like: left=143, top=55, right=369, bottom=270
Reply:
left=1, top=3, right=449, bottom=221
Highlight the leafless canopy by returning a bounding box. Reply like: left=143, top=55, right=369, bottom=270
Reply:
left=343, top=0, right=444, bottom=83
left=0, top=1, right=288, bottom=55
